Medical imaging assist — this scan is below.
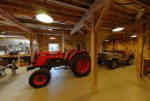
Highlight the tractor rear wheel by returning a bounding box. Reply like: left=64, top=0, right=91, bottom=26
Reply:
left=29, top=68, right=51, bottom=88
left=70, top=54, right=90, bottom=77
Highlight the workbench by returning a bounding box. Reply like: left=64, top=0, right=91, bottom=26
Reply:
left=0, top=54, right=31, bottom=67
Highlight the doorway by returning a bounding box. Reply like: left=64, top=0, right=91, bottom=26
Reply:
left=48, top=43, right=59, bottom=52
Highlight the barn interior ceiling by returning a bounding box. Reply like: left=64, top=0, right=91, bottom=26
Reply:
left=0, top=0, right=149, bottom=37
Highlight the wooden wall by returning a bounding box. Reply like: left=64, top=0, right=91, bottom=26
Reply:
left=83, top=29, right=111, bottom=53
left=38, top=35, right=62, bottom=52
left=38, top=33, right=85, bottom=52
left=64, top=33, right=84, bottom=51
left=103, top=37, right=138, bottom=52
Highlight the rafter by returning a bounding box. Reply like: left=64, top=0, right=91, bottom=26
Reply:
left=46, top=0, right=87, bottom=11
left=0, top=8, right=32, bottom=34
left=3, top=0, right=82, bottom=18
left=78, top=30, right=84, bottom=35
left=84, top=22, right=91, bottom=32
left=0, top=1, right=79, bottom=24
left=16, top=18, right=74, bottom=29
left=125, top=17, right=150, bottom=30
left=70, top=0, right=106, bottom=35
left=95, top=0, right=113, bottom=31
left=0, top=5, right=77, bottom=25
left=0, top=25, right=62, bottom=34
left=131, top=0, right=150, bottom=12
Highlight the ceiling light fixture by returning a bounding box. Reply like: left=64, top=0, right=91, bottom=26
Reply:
left=0, top=35, right=5, bottom=37
left=36, top=14, right=53, bottom=23
left=130, top=35, right=137, bottom=38
left=105, top=40, right=109, bottom=42
left=50, top=37, right=56, bottom=40
left=0, top=35, right=25, bottom=38
left=112, top=27, right=124, bottom=32
left=48, top=28, right=53, bottom=31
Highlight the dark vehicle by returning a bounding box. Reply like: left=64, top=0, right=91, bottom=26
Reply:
left=27, top=50, right=91, bottom=88
left=97, top=50, right=134, bottom=69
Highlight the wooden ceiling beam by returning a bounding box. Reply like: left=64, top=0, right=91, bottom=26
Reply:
left=95, top=0, right=113, bottom=31
left=0, top=8, right=32, bottom=34
left=112, top=3, right=137, bottom=15
left=17, top=18, right=74, bottom=29
left=70, top=0, right=106, bottom=35
left=109, top=11, right=134, bottom=21
left=103, top=20, right=126, bottom=27
left=46, top=0, right=87, bottom=11
left=131, top=0, right=150, bottom=12
left=0, top=5, right=78, bottom=24
left=0, top=1, right=80, bottom=21
left=105, top=17, right=129, bottom=25
left=78, top=30, right=84, bottom=35
left=0, top=25, right=62, bottom=34
left=84, top=22, right=91, bottom=32
left=72, top=0, right=91, bottom=7
left=5, top=0, right=83, bottom=18
left=125, top=17, right=150, bottom=29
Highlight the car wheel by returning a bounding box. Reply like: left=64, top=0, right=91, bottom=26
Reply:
left=110, top=60, right=118, bottom=69
left=127, top=57, right=133, bottom=65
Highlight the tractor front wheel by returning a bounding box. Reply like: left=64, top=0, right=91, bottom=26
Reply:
left=29, top=68, right=51, bottom=88
left=70, top=54, right=90, bottom=77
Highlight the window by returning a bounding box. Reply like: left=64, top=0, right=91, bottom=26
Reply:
left=48, top=43, right=59, bottom=52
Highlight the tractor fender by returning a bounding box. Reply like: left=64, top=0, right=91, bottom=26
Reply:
left=66, top=50, right=89, bottom=63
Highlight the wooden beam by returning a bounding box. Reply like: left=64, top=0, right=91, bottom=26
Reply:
left=131, top=0, right=150, bottom=12
left=109, top=11, right=134, bottom=21
left=136, top=25, right=144, bottom=76
left=0, top=8, right=32, bottom=34
left=70, top=0, right=106, bottom=35
left=46, top=0, right=87, bottom=11
left=78, top=30, right=84, bottom=35
left=90, top=0, right=113, bottom=95
left=95, top=0, right=113, bottom=31
left=17, top=18, right=74, bottom=29
left=90, top=12, right=98, bottom=95
left=72, top=0, right=91, bottom=7
left=84, top=22, right=91, bottom=32
left=125, top=17, right=150, bottom=30
left=2, top=0, right=82, bottom=18
left=0, top=25, right=63, bottom=34
left=112, top=3, right=137, bottom=15
left=0, top=1, right=78, bottom=24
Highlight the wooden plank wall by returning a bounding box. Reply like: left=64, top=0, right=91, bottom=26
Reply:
left=38, top=33, right=85, bottom=52
left=103, top=37, right=138, bottom=57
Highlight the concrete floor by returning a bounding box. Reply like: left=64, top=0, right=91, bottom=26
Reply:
left=0, top=65, right=150, bottom=101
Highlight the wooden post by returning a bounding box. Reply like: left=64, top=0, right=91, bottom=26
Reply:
left=113, top=39, right=116, bottom=51
left=90, top=12, right=98, bottom=95
left=30, top=34, right=34, bottom=61
left=62, top=30, right=65, bottom=52
left=136, top=25, right=144, bottom=76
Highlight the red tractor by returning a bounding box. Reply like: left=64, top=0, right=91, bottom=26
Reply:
left=27, top=50, right=91, bottom=88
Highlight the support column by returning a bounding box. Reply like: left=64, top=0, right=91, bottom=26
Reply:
left=30, top=34, right=34, bottom=61
left=136, top=25, right=144, bottom=76
left=90, top=12, right=98, bottom=95
left=113, top=39, right=116, bottom=51
left=62, top=30, right=65, bottom=53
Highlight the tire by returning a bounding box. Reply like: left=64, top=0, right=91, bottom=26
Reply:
left=127, top=57, right=133, bottom=65
left=110, top=59, right=118, bottom=69
left=97, top=60, right=102, bottom=64
left=70, top=54, right=91, bottom=77
left=29, top=68, right=51, bottom=88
